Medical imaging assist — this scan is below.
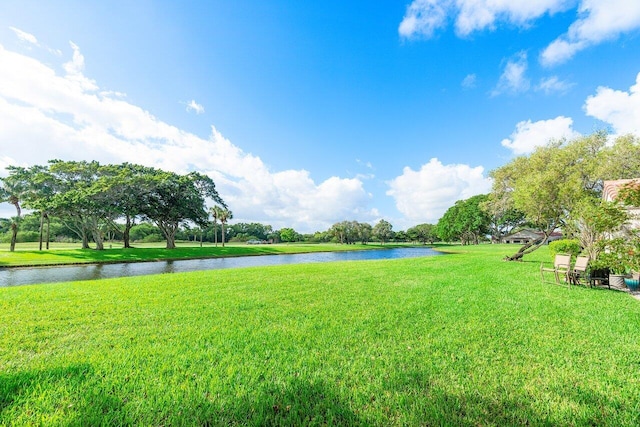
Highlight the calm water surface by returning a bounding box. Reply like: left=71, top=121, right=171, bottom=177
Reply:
left=0, top=247, right=442, bottom=287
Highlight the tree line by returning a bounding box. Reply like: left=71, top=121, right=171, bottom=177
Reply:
left=0, top=160, right=226, bottom=251
left=3, top=132, right=639, bottom=255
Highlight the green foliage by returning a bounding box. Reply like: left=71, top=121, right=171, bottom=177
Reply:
left=593, top=236, right=640, bottom=274
left=1, top=245, right=640, bottom=425
left=437, top=194, right=490, bottom=244
left=489, top=132, right=640, bottom=260
left=567, top=197, right=628, bottom=260
left=617, top=180, right=640, bottom=207
left=548, top=239, right=582, bottom=259
left=373, top=219, right=393, bottom=244
left=406, top=223, right=437, bottom=244
left=279, top=227, right=297, bottom=243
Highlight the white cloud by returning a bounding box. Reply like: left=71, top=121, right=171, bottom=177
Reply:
left=386, top=158, right=492, bottom=224
left=501, top=116, right=580, bottom=155
left=584, top=72, right=640, bottom=136
left=492, top=52, right=529, bottom=96
left=399, top=0, right=451, bottom=39
left=0, top=42, right=377, bottom=233
left=399, top=0, right=572, bottom=39
left=461, top=73, right=477, bottom=89
left=398, top=1, right=640, bottom=66
left=536, top=76, right=574, bottom=94
left=541, top=0, right=640, bottom=66
left=9, top=27, right=38, bottom=45
left=185, top=99, right=204, bottom=114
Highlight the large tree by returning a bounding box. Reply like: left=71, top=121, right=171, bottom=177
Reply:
left=491, top=132, right=640, bottom=261
left=436, top=195, right=491, bottom=245
left=140, top=171, right=225, bottom=249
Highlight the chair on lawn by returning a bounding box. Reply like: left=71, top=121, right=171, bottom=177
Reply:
left=567, top=256, right=589, bottom=287
left=540, top=253, right=571, bottom=285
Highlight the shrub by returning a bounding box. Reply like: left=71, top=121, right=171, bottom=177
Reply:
left=549, top=239, right=581, bottom=259
left=139, top=233, right=164, bottom=243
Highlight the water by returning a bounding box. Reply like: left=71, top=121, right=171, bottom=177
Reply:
left=0, top=247, right=442, bottom=287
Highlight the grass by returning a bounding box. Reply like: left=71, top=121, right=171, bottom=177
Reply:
left=0, top=242, right=390, bottom=268
left=1, top=244, right=640, bottom=425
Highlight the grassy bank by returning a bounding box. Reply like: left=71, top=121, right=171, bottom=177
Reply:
left=0, top=242, right=389, bottom=268
left=1, top=244, right=639, bottom=425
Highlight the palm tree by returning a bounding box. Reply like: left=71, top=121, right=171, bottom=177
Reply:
left=218, top=207, right=233, bottom=247
left=210, top=206, right=219, bottom=247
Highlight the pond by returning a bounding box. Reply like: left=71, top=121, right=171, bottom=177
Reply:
left=0, top=247, right=443, bottom=287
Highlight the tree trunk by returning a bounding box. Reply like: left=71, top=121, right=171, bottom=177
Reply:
left=504, top=233, right=550, bottom=261
left=39, top=212, right=45, bottom=251
left=9, top=201, right=21, bottom=252
left=123, top=215, right=132, bottom=248
left=166, top=233, right=176, bottom=249
left=82, top=230, right=90, bottom=249
left=9, top=222, right=18, bottom=252
left=45, top=215, right=50, bottom=250
left=93, top=230, right=104, bottom=250
left=89, top=217, right=104, bottom=250
left=221, top=223, right=226, bottom=247
left=214, top=223, right=218, bottom=247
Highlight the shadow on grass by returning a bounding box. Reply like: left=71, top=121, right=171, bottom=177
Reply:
left=0, top=364, right=126, bottom=425
left=182, top=377, right=363, bottom=426
left=390, top=369, right=637, bottom=426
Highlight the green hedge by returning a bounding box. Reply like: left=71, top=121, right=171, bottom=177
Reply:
left=549, top=239, right=582, bottom=259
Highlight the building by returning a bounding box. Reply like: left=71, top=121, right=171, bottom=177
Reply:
left=502, top=229, right=563, bottom=244
left=603, top=179, right=640, bottom=233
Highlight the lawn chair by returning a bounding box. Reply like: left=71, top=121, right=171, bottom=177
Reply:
left=567, top=256, right=589, bottom=287
left=540, top=253, right=571, bottom=284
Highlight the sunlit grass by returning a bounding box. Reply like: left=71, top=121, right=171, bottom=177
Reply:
left=1, top=244, right=639, bottom=425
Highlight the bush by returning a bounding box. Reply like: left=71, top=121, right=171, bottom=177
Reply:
left=549, top=239, right=582, bottom=259
left=139, top=233, right=164, bottom=243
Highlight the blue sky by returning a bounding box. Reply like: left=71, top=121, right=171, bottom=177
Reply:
left=1, top=1, right=640, bottom=232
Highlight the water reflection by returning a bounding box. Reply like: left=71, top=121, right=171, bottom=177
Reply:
left=0, top=247, right=442, bottom=287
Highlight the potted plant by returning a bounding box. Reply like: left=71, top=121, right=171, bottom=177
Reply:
left=593, top=238, right=631, bottom=289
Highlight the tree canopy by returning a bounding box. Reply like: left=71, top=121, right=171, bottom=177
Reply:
left=1, top=160, right=226, bottom=250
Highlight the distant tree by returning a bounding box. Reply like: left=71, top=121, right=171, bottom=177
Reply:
left=407, top=223, right=437, bottom=244
left=279, top=227, right=296, bottom=243
left=373, top=219, right=393, bottom=244
left=355, top=222, right=373, bottom=244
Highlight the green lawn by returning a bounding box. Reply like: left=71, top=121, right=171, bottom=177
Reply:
left=1, top=244, right=639, bottom=425
left=0, top=242, right=389, bottom=268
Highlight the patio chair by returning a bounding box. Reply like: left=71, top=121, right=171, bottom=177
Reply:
left=567, top=256, right=589, bottom=287
left=540, top=253, right=571, bottom=284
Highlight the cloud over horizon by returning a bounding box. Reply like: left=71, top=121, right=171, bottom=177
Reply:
left=386, top=158, right=492, bottom=224
left=0, top=40, right=378, bottom=233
